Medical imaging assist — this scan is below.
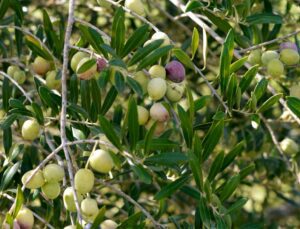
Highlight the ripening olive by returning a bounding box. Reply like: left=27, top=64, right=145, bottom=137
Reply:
left=149, top=65, right=166, bottom=79
left=137, top=106, right=149, bottom=125
left=147, top=78, right=167, bottom=100
left=89, top=149, right=114, bottom=173
left=21, top=119, right=40, bottom=140
left=22, top=169, right=45, bottom=189
left=74, top=169, right=95, bottom=194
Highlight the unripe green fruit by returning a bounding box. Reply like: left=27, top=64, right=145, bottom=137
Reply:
left=133, top=71, right=149, bottom=94
left=166, top=83, right=184, bottom=102
left=21, top=119, right=40, bottom=140
left=151, top=32, right=171, bottom=47
left=42, top=182, right=61, bottom=199
left=290, top=85, right=300, bottom=98
left=32, top=56, right=51, bottom=75
left=43, top=163, right=65, bottom=182
left=7, top=65, right=20, bottom=77
left=63, top=187, right=83, bottom=212
left=89, top=149, right=114, bottom=173
left=71, top=51, right=89, bottom=72
left=147, top=78, right=167, bottom=100
left=261, top=50, right=279, bottom=66
left=76, top=57, right=97, bottom=80
left=125, top=0, right=145, bottom=16
left=145, top=119, right=166, bottom=136
left=267, top=59, right=284, bottom=77
left=280, top=48, right=300, bottom=66
left=16, top=208, right=34, bottom=229
left=81, top=198, right=98, bottom=216
left=149, top=65, right=166, bottom=79
left=137, top=106, right=149, bottom=125
left=74, top=169, right=95, bottom=194
left=101, top=220, right=118, bottom=229
left=64, top=226, right=76, bottom=229
left=22, top=170, right=45, bottom=189
left=13, top=71, right=26, bottom=84
left=150, top=103, right=169, bottom=122
left=280, top=138, right=299, bottom=155
left=211, top=194, right=222, bottom=208
left=247, top=49, right=262, bottom=65
left=46, top=70, right=61, bottom=90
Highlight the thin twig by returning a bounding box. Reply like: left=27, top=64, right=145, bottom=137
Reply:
left=60, top=0, right=83, bottom=222
left=0, top=71, right=32, bottom=103
left=97, top=180, right=165, bottom=228
left=239, top=30, right=300, bottom=53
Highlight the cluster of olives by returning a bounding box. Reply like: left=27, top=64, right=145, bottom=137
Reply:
left=248, top=41, right=299, bottom=77
left=134, top=59, right=186, bottom=135
left=63, top=149, right=114, bottom=223
left=22, top=163, right=65, bottom=199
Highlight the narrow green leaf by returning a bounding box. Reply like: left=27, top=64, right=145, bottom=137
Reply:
left=31, top=102, right=44, bottom=125
left=0, top=114, right=18, bottom=130
left=0, top=162, right=21, bottom=191
left=99, top=116, right=122, bottom=150
left=226, top=197, right=248, bottom=215
left=202, top=120, right=224, bottom=161
left=0, top=0, right=10, bottom=19
left=126, top=77, right=144, bottom=98
left=177, top=104, right=193, bottom=148
left=118, top=212, right=142, bottom=229
left=246, top=13, right=282, bottom=25
left=207, top=152, right=224, bottom=182
left=111, top=7, right=125, bottom=55
left=257, top=93, right=282, bottom=113
left=128, top=39, right=163, bottom=66
left=137, top=45, right=173, bottom=70
left=3, top=127, right=12, bottom=154
left=286, top=96, right=300, bottom=119
left=239, top=65, right=259, bottom=94
left=202, top=8, right=232, bottom=33
left=137, top=139, right=178, bottom=151
left=127, top=97, right=139, bottom=150
left=172, top=48, right=195, bottom=70
left=145, top=152, right=188, bottom=165
left=121, top=24, right=149, bottom=57
left=253, top=78, right=268, bottom=102
left=199, top=196, right=213, bottom=228
left=188, top=151, right=203, bottom=191
left=239, top=164, right=255, bottom=179
left=12, top=185, right=24, bottom=218
left=131, top=164, right=152, bottom=184
left=91, top=206, right=106, bottom=229
left=226, top=74, right=238, bottom=109
left=101, top=86, right=118, bottom=115
left=191, top=27, right=199, bottom=60
left=77, top=59, right=96, bottom=74
left=222, top=141, right=244, bottom=170
left=219, top=174, right=240, bottom=201
left=185, top=1, right=204, bottom=12
left=154, top=175, right=190, bottom=200
left=143, top=121, right=156, bottom=155
left=230, top=56, right=248, bottom=74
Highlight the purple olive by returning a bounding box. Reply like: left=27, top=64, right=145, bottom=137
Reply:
left=97, top=58, right=107, bottom=72
left=165, top=60, right=185, bottom=83
left=279, top=42, right=298, bottom=52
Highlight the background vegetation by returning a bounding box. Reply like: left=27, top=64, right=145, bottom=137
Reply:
left=0, top=0, right=300, bottom=228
